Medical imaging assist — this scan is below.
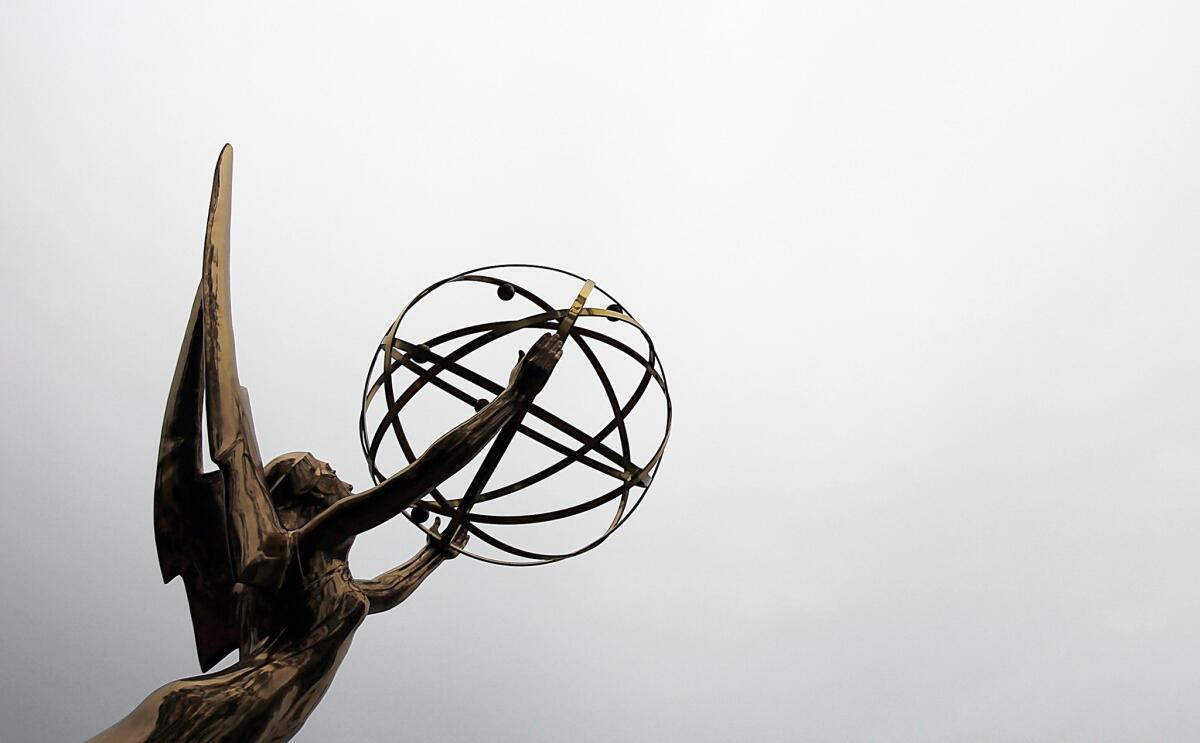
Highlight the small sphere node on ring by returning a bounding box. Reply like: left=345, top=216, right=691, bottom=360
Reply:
left=410, top=344, right=431, bottom=363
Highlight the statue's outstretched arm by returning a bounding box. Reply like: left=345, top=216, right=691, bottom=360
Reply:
left=298, top=333, right=563, bottom=552
left=355, top=519, right=468, bottom=614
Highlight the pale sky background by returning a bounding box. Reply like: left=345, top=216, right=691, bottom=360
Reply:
left=2, top=2, right=1200, bottom=741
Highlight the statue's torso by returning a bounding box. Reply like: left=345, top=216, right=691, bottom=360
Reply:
left=234, top=558, right=370, bottom=741
left=92, top=557, right=370, bottom=743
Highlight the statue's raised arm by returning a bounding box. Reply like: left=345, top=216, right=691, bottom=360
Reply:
left=354, top=517, right=470, bottom=614
left=297, top=332, right=563, bottom=552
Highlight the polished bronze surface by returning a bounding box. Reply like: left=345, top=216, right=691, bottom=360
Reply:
left=89, top=146, right=669, bottom=742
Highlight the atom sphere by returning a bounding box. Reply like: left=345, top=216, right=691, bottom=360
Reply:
left=360, top=264, right=672, bottom=566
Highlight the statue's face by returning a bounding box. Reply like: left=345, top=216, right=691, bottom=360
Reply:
left=265, top=452, right=355, bottom=532
left=299, top=456, right=354, bottom=505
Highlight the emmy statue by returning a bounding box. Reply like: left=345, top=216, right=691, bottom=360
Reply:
left=89, top=146, right=670, bottom=742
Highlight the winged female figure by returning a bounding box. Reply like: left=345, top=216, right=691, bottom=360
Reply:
left=89, top=145, right=563, bottom=742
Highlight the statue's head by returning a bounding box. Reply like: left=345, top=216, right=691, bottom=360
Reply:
left=265, top=452, right=354, bottom=532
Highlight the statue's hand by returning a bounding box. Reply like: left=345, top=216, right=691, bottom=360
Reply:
left=426, top=517, right=470, bottom=559
left=509, top=332, right=564, bottom=399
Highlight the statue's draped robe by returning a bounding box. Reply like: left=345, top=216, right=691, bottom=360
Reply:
left=90, top=563, right=369, bottom=743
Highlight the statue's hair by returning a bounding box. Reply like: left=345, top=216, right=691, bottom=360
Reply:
left=265, top=451, right=313, bottom=495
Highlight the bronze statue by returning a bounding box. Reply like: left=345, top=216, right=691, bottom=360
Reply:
left=89, top=145, right=565, bottom=742
left=89, top=146, right=670, bottom=742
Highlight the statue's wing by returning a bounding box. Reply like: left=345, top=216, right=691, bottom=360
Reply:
left=154, top=284, right=239, bottom=671
left=153, top=145, right=289, bottom=671
left=199, top=144, right=289, bottom=591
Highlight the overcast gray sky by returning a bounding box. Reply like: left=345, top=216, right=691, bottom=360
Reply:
left=2, top=2, right=1200, bottom=741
